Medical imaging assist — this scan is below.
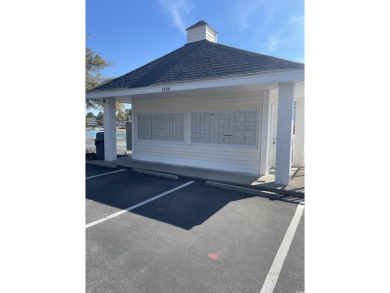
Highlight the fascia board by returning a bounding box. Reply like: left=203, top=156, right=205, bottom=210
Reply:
left=86, top=69, right=304, bottom=99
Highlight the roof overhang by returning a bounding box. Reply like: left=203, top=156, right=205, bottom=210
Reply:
left=86, top=68, right=304, bottom=102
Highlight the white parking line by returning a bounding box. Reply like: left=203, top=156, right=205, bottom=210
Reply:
left=86, top=169, right=126, bottom=180
left=86, top=181, right=195, bottom=229
left=259, top=202, right=305, bottom=293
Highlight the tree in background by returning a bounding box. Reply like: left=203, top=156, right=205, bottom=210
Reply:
left=86, top=112, right=97, bottom=127
left=85, top=34, right=126, bottom=114
left=125, top=109, right=132, bottom=121
left=116, top=103, right=126, bottom=122
left=86, top=35, right=112, bottom=110
left=86, top=112, right=95, bottom=118
left=96, top=111, right=104, bottom=127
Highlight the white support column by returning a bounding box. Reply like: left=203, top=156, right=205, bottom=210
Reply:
left=130, top=102, right=135, bottom=154
left=293, top=98, right=305, bottom=166
left=275, top=83, right=295, bottom=185
left=260, top=90, right=270, bottom=175
left=103, top=98, right=117, bottom=161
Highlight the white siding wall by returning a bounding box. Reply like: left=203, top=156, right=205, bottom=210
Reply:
left=133, top=91, right=264, bottom=174
left=187, top=26, right=206, bottom=43
left=205, top=26, right=217, bottom=43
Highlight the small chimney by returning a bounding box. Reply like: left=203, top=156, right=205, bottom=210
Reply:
left=186, top=20, right=217, bottom=44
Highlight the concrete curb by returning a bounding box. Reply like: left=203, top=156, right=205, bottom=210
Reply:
left=205, top=181, right=280, bottom=199
left=86, top=160, right=117, bottom=169
left=108, top=161, right=304, bottom=198
left=155, top=171, right=304, bottom=197
left=236, top=183, right=304, bottom=198
left=132, top=168, right=179, bottom=180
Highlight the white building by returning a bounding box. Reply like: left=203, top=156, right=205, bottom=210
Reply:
left=87, top=117, right=97, bottom=127
left=86, top=21, right=304, bottom=186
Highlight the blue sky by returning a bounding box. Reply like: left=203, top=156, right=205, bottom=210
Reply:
left=86, top=0, right=304, bottom=80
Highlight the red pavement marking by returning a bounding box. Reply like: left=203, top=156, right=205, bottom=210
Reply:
left=208, top=253, right=219, bottom=260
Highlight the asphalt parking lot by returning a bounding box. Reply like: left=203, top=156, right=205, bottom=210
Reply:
left=86, top=165, right=304, bottom=293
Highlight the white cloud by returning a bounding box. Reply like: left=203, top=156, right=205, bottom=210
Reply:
left=259, top=15, right=304, bottom=53
left=267, top=33, right=282, bottom=52
left=288, top=15, right=305, bottom=41
left=237, top=0, right=266, bottom=30
left=289, top=16, right=304, bottom=24
left=158, top=0, right=192, bottom=34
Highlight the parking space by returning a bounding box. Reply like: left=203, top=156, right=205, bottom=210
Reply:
left=86, top=165, right=191, bottom=224
left=86, top=165, right=123, bottom=178
left=86, top=165, right=304, bottom=293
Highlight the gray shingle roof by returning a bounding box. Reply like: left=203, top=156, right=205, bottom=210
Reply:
left=88, top=40, right=304, bottom=93
left=185, top=20, right=208, bottom=30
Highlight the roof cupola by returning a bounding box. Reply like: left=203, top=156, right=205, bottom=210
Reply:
left=185, top=20, right=217, bottom=44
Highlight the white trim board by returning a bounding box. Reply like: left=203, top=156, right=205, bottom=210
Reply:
left=86, top=69, right=304, bottom=99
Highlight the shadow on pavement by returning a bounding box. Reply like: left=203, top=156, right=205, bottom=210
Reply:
left=86, top=169, right=263, bottom=230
